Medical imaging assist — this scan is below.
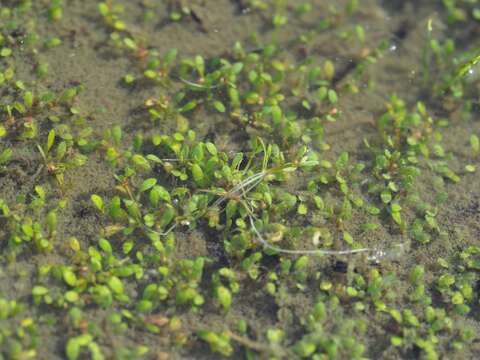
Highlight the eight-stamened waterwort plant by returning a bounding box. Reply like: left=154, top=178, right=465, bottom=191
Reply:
left=1, top=1, right=480, bottom=359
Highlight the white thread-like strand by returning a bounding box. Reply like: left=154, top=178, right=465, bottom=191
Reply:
left=248, top=215, right=373, bottom=256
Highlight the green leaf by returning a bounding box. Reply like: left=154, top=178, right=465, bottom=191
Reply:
left=47, top=210, right=57, bottom=233
left=271, top=105, right=282, bottom=124
left=66, top=334, right=92, bottom=360
left=328, top=89, right=338, bottom=104
left=65, top=291, right=79, bottom=303
left=216, top=286, right=232, bottom=311
left=88, top=342, right=105, bottom=360
left=0, top=47, right=12, bottom=57
left=294, top=341, right=316, bottom=357
left=149, top=185, right=171, bottom=206
left=213, top=100, right=226, bottom=113
left=197, top=330, right=233, bottom=357
left=336, top=151, right=349, bottom=169
left=108, top=276, right=124, bottom=295
left=297, top=203, right=308, bottom=215
left=139, top=178, right=157, bottom=192
left=132, top=154, right=151, bottom=171
left=178, top=100, right=197, bottom=113
left=24, top=91, right=34, bottom=108
left=191, top=163, right=205, bottom=185
left=465, top=164, right=476, bottom=173
left=231, top=62, right=244, bottom=74
left=123, top=37, right=137, bottom=50
left=195, top=55, right=205, bottom=76
left=63, top=269, right=77, bottom=287
left=144, top=69, right=156, bottom=79
left=470, top=134, right=479, bottom=154
left=324, top=60, right=335, bottom=80
left=191, top=144, right=205, bottom=162
left=136, top=299, right=153, bottom=313
left=109, top=196, right=123, bottom=219
left=56, top=141, right=67, bottom=159
left=91, top=194, right=104, bottom=212
left=47, top=129, right=56, bottom=152
left=438, top=273, right=455, bottom=288
left=158, top=205, right=175, bottom=228
left=380, top=190, right=392, bottom=204
left=0, top=148, right=13, bottom=164
left=61, top=87, right=79, bottom=102
left=206, top=142, right=217, bottom=156
left=98, top=2, right=109, bottom=16
left=32, top=286, right=49, bottom=296
left=454, top=52, right=480, bottom=80
left=391, top=203, right=402, bottom=212
left=65, top=338, right=81, bottom=360
left=343, top=231, right=353, bottom=244
left=125, top=200, right=141, bottom=220
left=164, top=48, right=178, bottom=66
left=391, top=208, right=402, bottom=225
left=112, top=126, right=122, bottom=146
left=98, top=238, right=112, bottom=254
left=410, top=265, right=425, bottom=285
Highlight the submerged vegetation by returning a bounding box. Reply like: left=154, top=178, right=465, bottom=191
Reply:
left=1, top=0, right=480, bottom=359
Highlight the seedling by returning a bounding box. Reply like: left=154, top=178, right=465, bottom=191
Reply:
left=36, top=129, right=88, bottom=187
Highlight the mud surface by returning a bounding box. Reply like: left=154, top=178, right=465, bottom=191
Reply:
left=1, top=1, right=480, bottom=359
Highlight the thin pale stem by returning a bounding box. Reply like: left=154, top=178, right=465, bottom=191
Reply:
left=142, top=223, right=177, bottom=237
left=178, top=77, right=222, bottom=89
left=248, top=214, right=372, bottom=256
left=212, top=171, right=266, bottom=208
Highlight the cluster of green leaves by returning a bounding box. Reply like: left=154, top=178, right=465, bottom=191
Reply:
left=98, top=125, right=311, bottom=252
left=0, top=296, right=38, bottom=360
left=283, top=262, right=475, bottom=359
left=98, top=1, right=128, bottom=32
left=166, top=0, right=196, bottom=22
left=422, top=20, right=480, bottom=104
left=1, top=1, right=480, bottom=359
left=98, top=2, right=180, bottom=87
left=63, top=305, right=149, bottom=360
left=0, top=0, right=62, bottom=79
left=379, top=264, right=474, bottom=359
left=232, top=0, right=346, bottom=30
left=167, top=43, right=340, bottom=148
left=0, top=0, right=94, bottom=182
left=293, top=302, right=367, bottom=359
left=0, top=187, right=63, bottom=259
left=79, top=6, right=480, bottom=360
left=16, top=119, right=372, bottom=359
left=0, top=1, right=35, bottom=60
left=0, top=79, right=93, bottom=188
left=442, top=0, right=480, bottom=23
left=436, top=246, right=480, bottom=315
left=358, top=97, right=458, bottom=238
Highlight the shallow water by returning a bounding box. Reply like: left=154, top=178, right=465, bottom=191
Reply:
left=1, top=1, right=480, bottom=359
